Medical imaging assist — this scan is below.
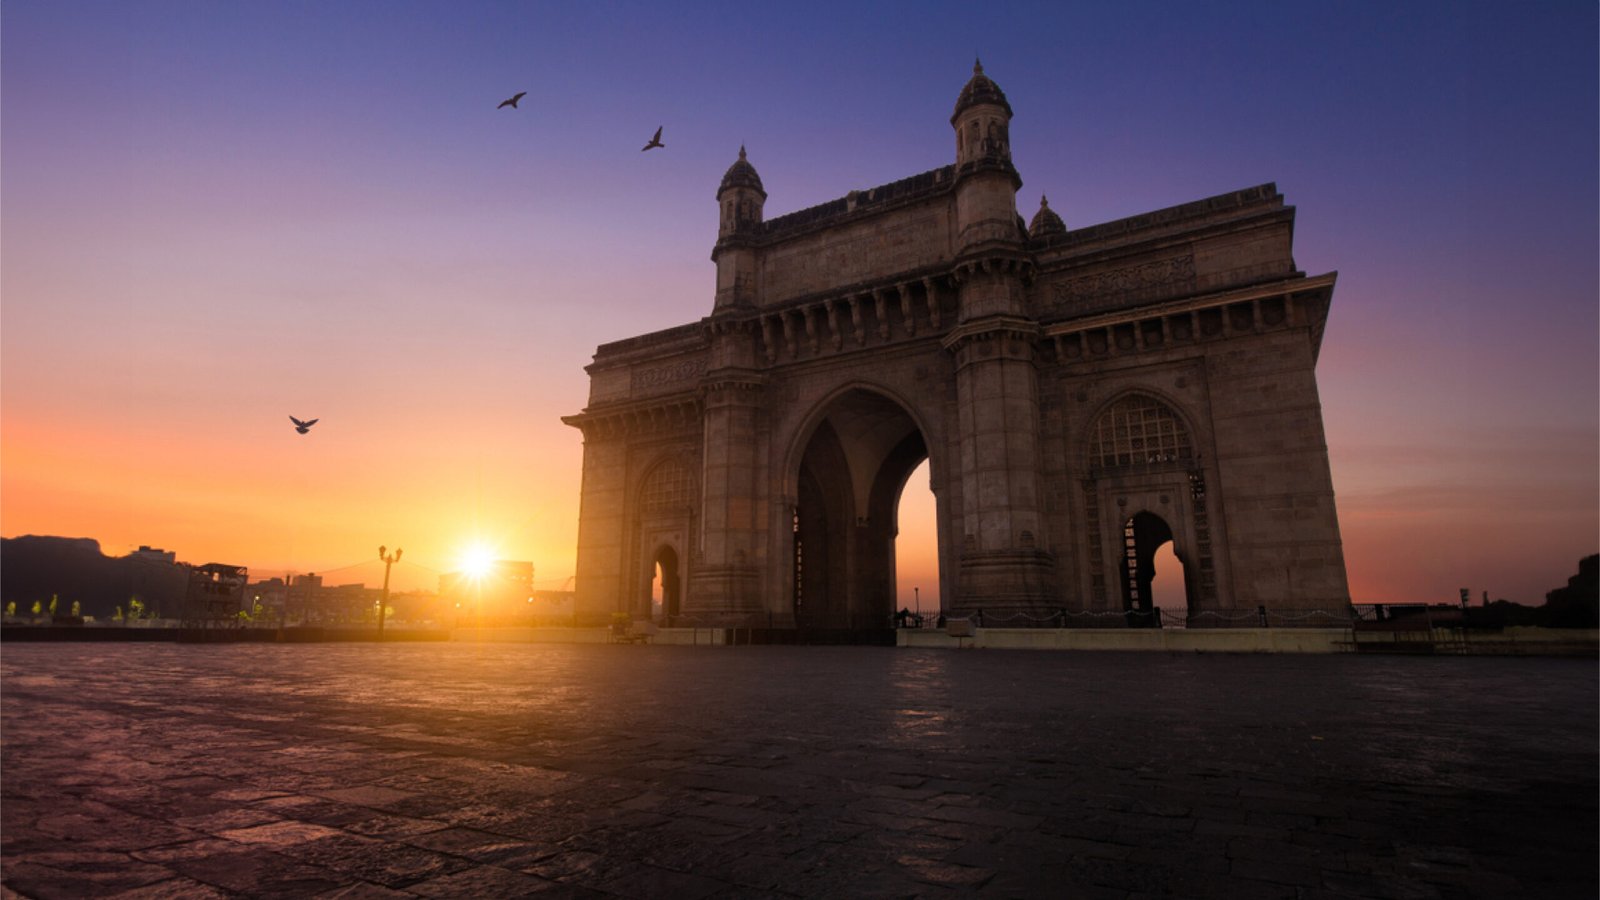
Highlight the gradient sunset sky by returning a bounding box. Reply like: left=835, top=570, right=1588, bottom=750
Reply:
left=3, top=1, right=1595, bottom=605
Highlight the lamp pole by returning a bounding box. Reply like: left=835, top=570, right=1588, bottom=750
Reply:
left=378, top=546, right=402, bottom=638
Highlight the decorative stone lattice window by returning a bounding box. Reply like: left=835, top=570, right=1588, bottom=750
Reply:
left=640, top=459, right=694, bottom=513
left=1090, top=393, right=1193, bottom=469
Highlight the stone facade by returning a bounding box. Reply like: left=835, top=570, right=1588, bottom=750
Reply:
left=563, top=62, right=1350, bottom=629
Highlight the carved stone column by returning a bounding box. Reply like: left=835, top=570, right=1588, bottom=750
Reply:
left=686, top=367, right=767, bottom=623
left=942, top=313, right=1055, bottom=619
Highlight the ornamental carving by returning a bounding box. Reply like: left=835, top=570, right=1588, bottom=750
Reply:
left=1050, top=255, right=1196, bottom=314
left=631, top=358, right=708, bottom=393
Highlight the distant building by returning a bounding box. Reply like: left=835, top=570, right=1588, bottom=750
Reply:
left=246, top=577, right=288, bottom=623
left=128, top=545, right=177, bottom=564
left=181, top=563, right=248, bottom=627
left=311, top=582, right=383, bottom=624
left=439, top=561, right=535, bottom=625
left=530, top=589, right=577, bottom=624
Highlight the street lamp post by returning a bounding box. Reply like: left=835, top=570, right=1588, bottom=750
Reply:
left=377, top=546, right=402, bottom=638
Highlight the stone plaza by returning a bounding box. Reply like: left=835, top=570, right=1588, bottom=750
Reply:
left=2, top=642, right=1595, bottom=898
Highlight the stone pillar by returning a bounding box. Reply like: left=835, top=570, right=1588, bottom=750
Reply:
left=687, top=337, right=767, bottom=623
left=942, top=305, right=1055, bottom=620
left=567, top=432, right=627, bottom=624
left=687, top=372, right=765, bottom=622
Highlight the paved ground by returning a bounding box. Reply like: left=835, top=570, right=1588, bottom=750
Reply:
left=1, top=643, right=1595, bottom=899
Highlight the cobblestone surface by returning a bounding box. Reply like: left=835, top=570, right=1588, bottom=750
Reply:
left=2, top=644, right=1595, bottom=898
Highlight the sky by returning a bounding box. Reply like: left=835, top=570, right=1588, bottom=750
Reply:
left=3, top=1, right=1596, bottom=606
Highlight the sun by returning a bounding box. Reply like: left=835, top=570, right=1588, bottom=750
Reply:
left=459, top=544, right=496, bottom=580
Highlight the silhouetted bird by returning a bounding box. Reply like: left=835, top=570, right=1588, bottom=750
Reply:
left=290, top=416, right=318, bottom=435
left=498, top=92, right=526, bottom=109
left=641, top=126, right=664, bottom=151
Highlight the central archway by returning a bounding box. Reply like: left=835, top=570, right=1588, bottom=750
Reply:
left=790, top=389, right=936, bottom=631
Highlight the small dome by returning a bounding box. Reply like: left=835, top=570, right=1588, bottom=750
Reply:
left=1029, top=195, right=1066, bottom=239
left=951, top=58, right=1013, bottom=123
left=717, top=146, right=766, bottom=198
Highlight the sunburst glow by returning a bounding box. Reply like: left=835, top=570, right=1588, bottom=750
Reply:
left=459, top=544, right=496, bottom=580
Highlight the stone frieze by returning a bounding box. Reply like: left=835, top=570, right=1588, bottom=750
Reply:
left=1050, top=255, right=1196, bottom=314
left=631, top=358, right=708, bottom=394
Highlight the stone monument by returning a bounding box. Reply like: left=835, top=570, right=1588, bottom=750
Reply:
left=565, top=62, right=1350, bottom=630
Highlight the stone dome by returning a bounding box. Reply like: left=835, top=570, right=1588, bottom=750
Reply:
left=1028, top=195, right=1066, bottom=239
left=951, top=59, right=1013, bottom=123
left=717, top=146, right=766, bottom=197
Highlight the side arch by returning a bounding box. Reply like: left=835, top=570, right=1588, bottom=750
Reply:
left=1079, top=388, right=1218, bottom=622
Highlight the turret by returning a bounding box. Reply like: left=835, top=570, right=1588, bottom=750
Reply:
left=716, top=146, right=765, bottom=237
left=952, top=58, right=1014, bottom=169
left=950, top=60, right=1022, bottom=256
left=712, top=146, right=765, bottom=312
left=1028, top=195, right=1066, bottom=241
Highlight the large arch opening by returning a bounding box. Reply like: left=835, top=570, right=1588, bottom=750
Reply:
left=792, top=389, right=935, bottom=631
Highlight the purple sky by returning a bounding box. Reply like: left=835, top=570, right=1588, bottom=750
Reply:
left=3, top=1, right=1596, bottom=604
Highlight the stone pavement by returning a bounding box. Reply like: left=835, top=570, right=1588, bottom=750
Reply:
left=2, top=643, right=1595, bottom=899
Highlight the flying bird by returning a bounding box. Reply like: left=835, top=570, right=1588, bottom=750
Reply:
left=641, top=126, right=664, bottom=151
left=289, top=416, right=318, bottom=435
left=497, top=91, right=526, bottom=109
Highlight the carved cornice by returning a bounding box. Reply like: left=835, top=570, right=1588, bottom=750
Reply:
left=951, top=253, right=1034, bottom=285
left=1043, top=273, right=1337, bottom=365
left=750, top=273, right=954, bottom=364
left=940, top=314, right=1040, bottom=361
left=562, top=395, right=702, bottom=442
left=951, top=156, right=1022, bottom=190
left=699, top=366, right=766, bottom=404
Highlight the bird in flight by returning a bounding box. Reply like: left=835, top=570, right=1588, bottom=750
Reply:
left=641, top=126, right=664, bottom=151
left=498, top=91, right=526, bottom=109
left=289, top=416, right=318, bottom=435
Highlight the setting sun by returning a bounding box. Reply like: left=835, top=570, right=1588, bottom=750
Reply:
left=458, top=544, right=496, bottom=580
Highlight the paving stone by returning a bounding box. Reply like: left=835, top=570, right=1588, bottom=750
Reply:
left=165, top=846, right=346, bottom=897
left=3, top=645, right=1595, bottom=899
left=0, top=855, right=175, bottom=900
left=102, top=876, right=236, bottom=899
left=405, top=864, right=558, bottom=898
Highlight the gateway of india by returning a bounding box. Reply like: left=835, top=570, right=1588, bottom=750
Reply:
left=564, top=63, right=1350, bottom=630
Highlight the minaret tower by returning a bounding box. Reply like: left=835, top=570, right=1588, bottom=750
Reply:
left=691, top=147, right=769, bottom=623
left=951, top=59, right=1023, bottom=268
left=942, top=61, right=1054, bottom=618
left=711, top=146, right=765, bottom=313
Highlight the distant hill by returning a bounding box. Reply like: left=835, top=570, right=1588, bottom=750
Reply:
left=1, top=536, right=189, bottom=618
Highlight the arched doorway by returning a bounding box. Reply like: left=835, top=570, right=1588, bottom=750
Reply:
left=651, top=546, right=681, bottom=623
left=792, top=389, right=935, bottom=631
left=1120, top=511, right=1191, bottom=627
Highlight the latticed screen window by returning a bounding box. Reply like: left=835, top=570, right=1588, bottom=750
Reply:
left=640, top=459, right=694, bottom=512
left=1090, top=394, right=1193, bottom=468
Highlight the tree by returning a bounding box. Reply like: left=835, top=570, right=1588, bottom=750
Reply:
left=70, top=601, right=81, bottom=617
left=128, top=598, right=146, bottom=620
left=30, top=601, right=41, bottom=616
left=4, top=601, right=14, bottom=617
left=48, top=594, right=59, bottom=616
